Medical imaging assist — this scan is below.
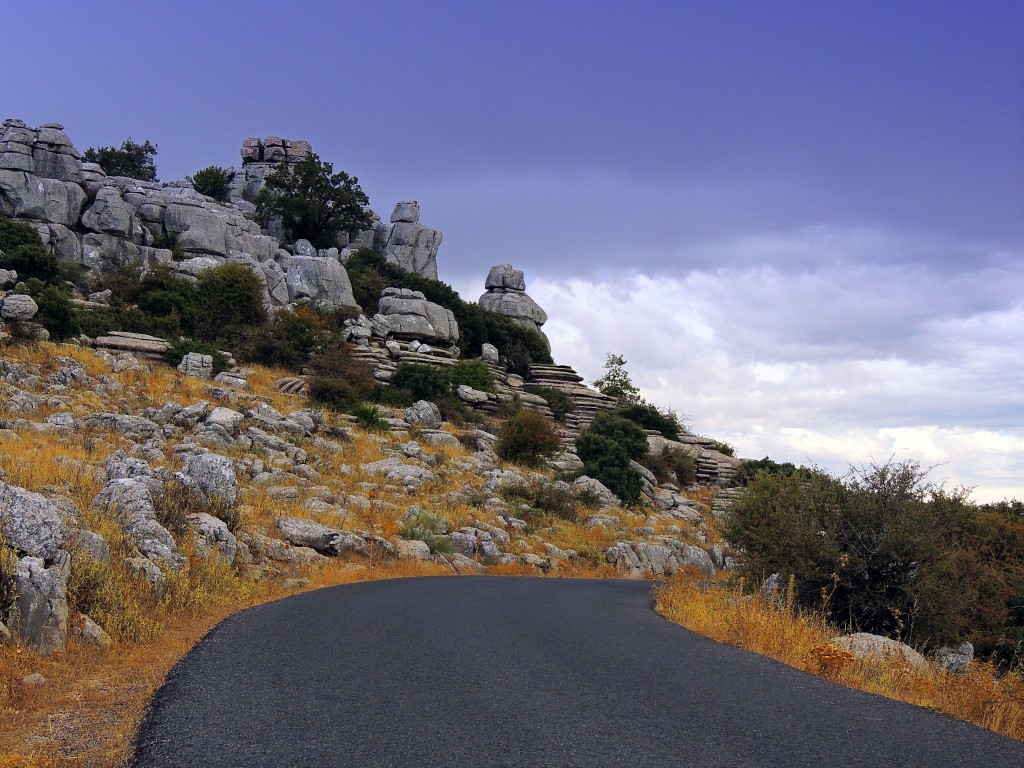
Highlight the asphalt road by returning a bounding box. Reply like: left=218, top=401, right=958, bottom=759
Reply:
left=132, top=576, right=1024, bottom=767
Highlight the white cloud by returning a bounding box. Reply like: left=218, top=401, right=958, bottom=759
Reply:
left=524, top=226, right=1024, bottom=503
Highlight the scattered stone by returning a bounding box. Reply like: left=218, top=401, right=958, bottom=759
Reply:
left=189, top=512, right=238, bottom=565
left=125, top=556, right=166, bottom=590
left=22, top=673, right=46, bottom=687
left=177, top=352, right=213, bottom=379
left=10, top=556, right=68, bottom=654
left=832, top=633, right=929, bottom=671
left=0, top=482, right=68, bottom=561
left=936, top=642, right=974, bottom=674
left=73, top=613, right=113, bottom=649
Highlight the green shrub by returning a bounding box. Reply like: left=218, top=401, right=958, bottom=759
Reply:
left=499, top=479, right=579, bottom=522
left=642, top=447, right=697, bottom=486
left=496, top=409, right=560, bottom=468
left=352, top=403, right=390, bottom=432
left=449, top=359, right=494, bottom=392
left=83, top=138, right=158, bottom=181
left=254, top=154, right=373, bottom=248
left=575, top=412, right=649, bottom=505
left=617, top=403, right=686, bottom=440
left=306, top=345, right=378, bottom=413
left=17, top=278, right=80, bottom=340
left=389, top=362, right=451, bottom=401
left=578, top=412, right=648, bottom=461
left=188, top=166, right=234, bottom=200
left=736, top=456, right=801, bottom=485
left=724, top=460, right=986, bottom=647
left=164, top=339, right=229, bottom=374
left=195, top=262, right=267, bottom=337
left=524, top=385, right=573, bottom=421
left=398, top=508, right=452, bottom=555
left=372, top=385, right=415, bottom=408
left=711, top=440, right=736, bottom=457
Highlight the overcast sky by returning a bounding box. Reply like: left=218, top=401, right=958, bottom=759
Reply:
left=5, top=1, right=1023, bottom=500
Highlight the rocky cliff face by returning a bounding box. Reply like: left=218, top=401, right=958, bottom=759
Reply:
left=0, top=119, right=443, bottom=313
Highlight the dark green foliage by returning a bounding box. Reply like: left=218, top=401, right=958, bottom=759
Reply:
left=449, top=360, right=494, bottom=392
left=188, top=166, right=234, bottom=200
left=579, top=412, right=649, bottom=461
left=306, top=345, right=378, bottom=414
left=737, top=456, right=801, bottom=485
left=195, top=263, right=266, bottom=337
left=352, top=403, right=390, bottom=432
left=575, top=412, right=649, bottom=505
left=0, top=217, right=59, bottom=283
left=83, top=138, right=158, bottom=181
left=724, top=460, right=998, bottom=648
left=616, top=403, right=685, bottom=440
left=344, top=249, right=553, bottom=372
left=164, top=339, right=229, bottom=375
left=524, top=385, right=572, bottom=421
left=254, top=154, right=373, bottom=248
left=499, top=479, right=580, bottom=523
left=496, top=409, right=560, bottom=468
left=389, top=363, right=450, bottom=402
left=17, top=279, right=80, bottom=340
left=642, top=447, right=697, bottom=486
left=711, top=440, right=736, bottom=457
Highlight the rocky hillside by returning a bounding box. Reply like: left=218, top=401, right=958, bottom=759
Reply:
left=0, top=117, right=747, bottom=659
left=0, top=343, right=734, bottom=657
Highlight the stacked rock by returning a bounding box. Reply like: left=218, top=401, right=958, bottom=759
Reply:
left=478, top=264, right=548, bottom=344
left=526, top=363, right=618, bottom=440
left=370, top=201, right=443, bottom=280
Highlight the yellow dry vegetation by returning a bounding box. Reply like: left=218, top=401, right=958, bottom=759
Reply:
left=656, top=576, right=1024, bottom=742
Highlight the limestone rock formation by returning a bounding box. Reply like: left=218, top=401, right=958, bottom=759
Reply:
left=377, top=288, right=458, bottom=345
left=478, top=264, right=548, bottom=341
left=371, top=201, right=442, bottom=279
left=9, top=556, right=69, bottom=654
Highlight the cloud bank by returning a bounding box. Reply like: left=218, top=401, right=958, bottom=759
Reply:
left=516, top=226, right=1024, bottom=503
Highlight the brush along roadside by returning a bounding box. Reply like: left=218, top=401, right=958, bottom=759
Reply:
left=655, top=575, right=1024, bottom=743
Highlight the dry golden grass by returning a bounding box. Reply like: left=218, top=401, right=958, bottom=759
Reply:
left=656, top=576, right=1024, bottom=742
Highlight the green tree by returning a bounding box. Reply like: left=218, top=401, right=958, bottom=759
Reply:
left=593, top=353, right=642, bottom=406
left=575, top=411, right=649, bottom=505
left=83, top=138, right=158, bottom=181
left=188, top=166, right=234, bottom=200
left=254, top=154, right=373, bottom=248
left=195, top=263, right=266, bottom=338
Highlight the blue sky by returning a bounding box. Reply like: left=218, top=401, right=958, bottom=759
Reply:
left=5, top=1, right=1024, bottom=499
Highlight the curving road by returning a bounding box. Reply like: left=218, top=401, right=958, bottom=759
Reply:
left=133, top=576, right=1024, bottom=767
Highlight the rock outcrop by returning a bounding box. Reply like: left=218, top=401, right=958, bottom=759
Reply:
left=478, top=264, right=548, bottom=341
left=372, top=201, right=442, bottom=280
left=0, top=120, right=442, bottom=315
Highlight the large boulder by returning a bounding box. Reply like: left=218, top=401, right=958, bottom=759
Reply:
left=163, top=201, right=229, bottom=255
left=377, top=288, right=458, bottom=344
left=9, top=556, right=68, bottom=654
left=280, top=255, right=359, bottom=309
left=0, top=294, right=39, bottom=321
left=180, top=452, right=239, bottom=508
left=0, top=483, right=68, bottom=561
left=189, top=512, right=238, bottom=565
left=404, top=400, right=443, bottom=429
left=832, top=633, right=928, bottom=671
left=0, top=170, right=87, bottom=226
